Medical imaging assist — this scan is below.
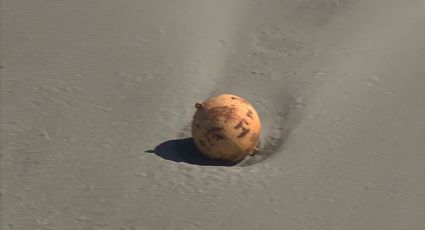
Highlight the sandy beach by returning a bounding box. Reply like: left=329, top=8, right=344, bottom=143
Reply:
left=2, top=0, right=425, bottom=229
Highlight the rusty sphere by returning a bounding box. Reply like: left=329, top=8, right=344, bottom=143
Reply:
left=191, top=94, right=261, bottom=162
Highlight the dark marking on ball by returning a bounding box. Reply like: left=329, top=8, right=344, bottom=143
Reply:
left=215, top=134, right=225, bottom=140
left=209, top=127, right=224, bottom=132
left=205, top=127, right=225, bottom=142
left=195, top=123, right=200, bottom=128
left=247, top=110, right=254, bottom=119
left=234, top=119, right=249, bottom=129
left=230, top=96, right=248, bottom=104
left=237, top=127, right=250, bottom=138
left=208, top=106, right=239, bottom=123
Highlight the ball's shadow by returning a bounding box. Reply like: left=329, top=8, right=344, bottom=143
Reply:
left=146, top=138, right=237, bottom=166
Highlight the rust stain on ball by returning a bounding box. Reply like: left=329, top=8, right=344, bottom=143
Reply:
left=192, top=94, right=261, bottom=162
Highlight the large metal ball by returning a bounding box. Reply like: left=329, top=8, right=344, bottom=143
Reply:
left=192, top=94, right=261, bottom=162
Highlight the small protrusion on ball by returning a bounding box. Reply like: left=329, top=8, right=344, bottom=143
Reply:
left=250, top=146, right=260, bottom=156
left=195, top=103, right=205, bottom=109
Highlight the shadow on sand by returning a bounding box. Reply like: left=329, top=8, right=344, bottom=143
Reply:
left=146, top=138, right=237, bottom=166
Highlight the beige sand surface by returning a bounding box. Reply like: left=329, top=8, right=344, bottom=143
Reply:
left=2, top=0, right=425, bottom=229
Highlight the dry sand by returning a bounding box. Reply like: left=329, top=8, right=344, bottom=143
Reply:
left=2, top=0, right=425, bottom=229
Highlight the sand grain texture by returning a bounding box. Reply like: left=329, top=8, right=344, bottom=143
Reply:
left=2, top=0, right=425, bottom=229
